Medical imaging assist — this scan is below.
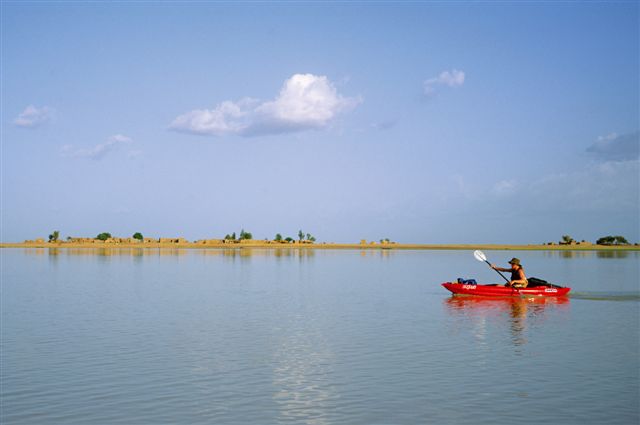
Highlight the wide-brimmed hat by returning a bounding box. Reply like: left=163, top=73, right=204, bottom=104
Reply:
left=508, top=258, right=521, bottom=266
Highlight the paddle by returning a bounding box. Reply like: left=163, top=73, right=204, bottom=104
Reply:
left=474, top=250, right=511, bottom=284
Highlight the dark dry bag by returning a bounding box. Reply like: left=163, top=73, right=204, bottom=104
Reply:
left=528, top=277, right=564, bottom=288
left=528, top=277, right=548, bottom=287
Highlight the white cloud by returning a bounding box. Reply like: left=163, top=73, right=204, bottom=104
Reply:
left=255, top=74, right=360, bottom=131
left=62, top=134, right=133, bottom=160
left=14, top=105, right=52, bottom=128
left=424, top=69, right=465, bottom=95
left=109, top=134, right=132, bottom=144
left=598, top=132, right=618, bottom=142
left=169, top=74, right=361, bottom=137
left=586, top=131, right=639, bottom=161
left=169, top=99, right=256, bottom=136
left=492, top=179, right=518, bottom=196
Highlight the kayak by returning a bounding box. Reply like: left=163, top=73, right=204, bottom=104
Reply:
left=442, top=282, right=571, bottom=297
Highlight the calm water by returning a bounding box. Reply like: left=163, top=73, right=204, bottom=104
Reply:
left=1, top=248, right=638, bottom=424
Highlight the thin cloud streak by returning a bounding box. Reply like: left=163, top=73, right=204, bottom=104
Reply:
left=586, top=131, right=639, bottom=161
left=61, top=134, right=133, bottom=160
left=424, top=69, right=465, bottom=96
left=496, top=160, right=639, bottom=213
left=14, top=105, right=52, bottom=128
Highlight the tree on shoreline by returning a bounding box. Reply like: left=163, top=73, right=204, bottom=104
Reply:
left=596, top=235, right=630, bottom=245
left=296, top=230, right=316, bottom=243
left=133, top=232, right=143, bottom=241
left=96, top=232, right=111, bottom=241
left=223, top=230, right=253, bottom=241
left=48, top=230, right=60, bottom=242
left=561, top=235, right=574, bottom=244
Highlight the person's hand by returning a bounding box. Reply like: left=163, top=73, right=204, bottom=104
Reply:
left=490, top=264, right=496, bottom=270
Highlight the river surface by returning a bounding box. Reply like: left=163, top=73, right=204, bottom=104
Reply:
left=1, top=248, right=638, bottom=424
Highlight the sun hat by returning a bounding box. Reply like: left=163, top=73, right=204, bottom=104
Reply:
left=508, top=258, right=521, bottom=265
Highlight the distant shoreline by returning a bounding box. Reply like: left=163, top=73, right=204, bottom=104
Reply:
left=1, top=242, right=638, bottom=251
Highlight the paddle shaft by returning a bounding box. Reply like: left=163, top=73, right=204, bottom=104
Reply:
left=483, top=259, right=511, bottom=284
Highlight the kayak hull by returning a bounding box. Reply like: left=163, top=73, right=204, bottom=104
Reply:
left=442, top=282, right=571, bottom=297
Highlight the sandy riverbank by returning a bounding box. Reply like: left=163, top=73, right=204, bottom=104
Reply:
left=1, top=241, right=638, bottom=251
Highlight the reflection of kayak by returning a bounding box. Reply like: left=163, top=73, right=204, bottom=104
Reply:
left=442, top=282, right=571, bottom=297
left=445, top=294, right=570, bottom=309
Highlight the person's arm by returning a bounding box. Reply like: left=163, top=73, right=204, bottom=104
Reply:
left=491, top=264, right=510, bottom=272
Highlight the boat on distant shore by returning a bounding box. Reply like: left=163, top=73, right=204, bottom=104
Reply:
left=442, top=282, right=571, bottom=297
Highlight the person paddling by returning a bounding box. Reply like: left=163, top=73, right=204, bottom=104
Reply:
left=491, top=258, right=528, bottom=288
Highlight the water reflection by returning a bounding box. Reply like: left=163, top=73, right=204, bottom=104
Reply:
left=445, top=296, right=570, bottom=350
left=23, top=247, right=636, bottom=260
left=24, top=248, right=46, bottom=256
left=541, top=250, right=635, bottom=259
left=595, top=250, right=633, bottom=259
left=558, top=251, right=592, bottom=259
left=206, top=248, right=318, bottom=261
left=21, top=247, right=323, bottom=259
left=359, top=249, right=394, bottom=259
left=29, top=247, right=164, bottom=257
left=271, top=326, right=334, bottom=424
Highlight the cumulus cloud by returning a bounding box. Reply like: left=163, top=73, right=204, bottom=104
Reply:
left=169, top=73, right=361, bottom=137
left=169, top=99, right=256, bottom=137
left=62, top=134, right=133, bottom=160
left=424, top=69, right=465, bottom=96
left=586, top=131, right=639, bottom=161
left=14, top=105, right=52, bottom=128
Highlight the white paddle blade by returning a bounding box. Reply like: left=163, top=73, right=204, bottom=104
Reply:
left=474, top=250, right=487, bottom=262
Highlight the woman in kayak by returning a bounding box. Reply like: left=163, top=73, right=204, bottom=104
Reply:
left=491, top=258, right=528, bottom=287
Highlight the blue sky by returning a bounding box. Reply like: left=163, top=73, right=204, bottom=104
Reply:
left=2, top=1, right=638, bottom=244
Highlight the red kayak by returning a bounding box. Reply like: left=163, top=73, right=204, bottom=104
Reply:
left=442, top=282, right=571, bottom=297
